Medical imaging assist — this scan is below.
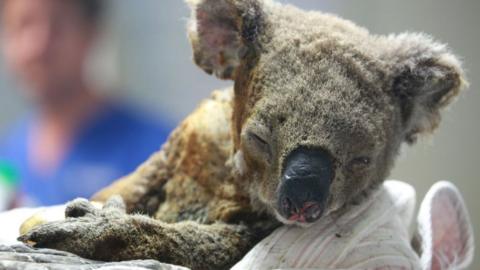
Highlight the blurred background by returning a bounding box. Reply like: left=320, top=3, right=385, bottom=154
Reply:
left=0, top=0, right=478, bottom=267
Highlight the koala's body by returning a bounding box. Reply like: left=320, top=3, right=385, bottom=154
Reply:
left=19, top=1, right=467, bottom=270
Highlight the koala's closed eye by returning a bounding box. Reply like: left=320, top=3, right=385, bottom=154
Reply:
left=244, top=126, right=272, bottom=163
left=347, top=156, right=371, bottom=172
left=249, top=132, right=269, bottom=148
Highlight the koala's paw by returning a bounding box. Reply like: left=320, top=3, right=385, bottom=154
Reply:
left=18, top=196, right=130, bottom=260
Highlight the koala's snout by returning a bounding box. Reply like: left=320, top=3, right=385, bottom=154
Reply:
left=277, top=147, right=333, bottom=224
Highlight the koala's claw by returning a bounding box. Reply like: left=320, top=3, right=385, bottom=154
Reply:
left=18, top=219, right=77, bottom=249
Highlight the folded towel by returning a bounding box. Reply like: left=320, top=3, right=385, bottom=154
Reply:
left=232, top=180, right=421, bottom=269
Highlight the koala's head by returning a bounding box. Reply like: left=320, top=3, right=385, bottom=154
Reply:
left=187, top=0, right=466, bottom=225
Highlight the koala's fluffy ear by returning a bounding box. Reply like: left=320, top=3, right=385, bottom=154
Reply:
left=186, top=0, right=266, bottom=80
left=385, top=33, right=467, bottom=143
left=416, top=181, right=474, bottom=270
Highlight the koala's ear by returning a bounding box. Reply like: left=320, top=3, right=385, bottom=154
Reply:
left=416, top=181, right=474, bottom=270
left=385, top=33, right=467, bottom=143
left=186, top=0, right=266, bottom=80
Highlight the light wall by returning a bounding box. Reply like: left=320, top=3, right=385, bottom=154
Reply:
left=0, top=0, right=478, bottom=267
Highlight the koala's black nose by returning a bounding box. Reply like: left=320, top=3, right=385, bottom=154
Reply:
left=278, top=147, right=333, bottom=223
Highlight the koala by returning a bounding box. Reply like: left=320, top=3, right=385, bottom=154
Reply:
left=18, top=0, right=466, bottom=269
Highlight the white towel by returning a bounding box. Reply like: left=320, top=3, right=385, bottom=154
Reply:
left=232, top=180, right=421, bottom=270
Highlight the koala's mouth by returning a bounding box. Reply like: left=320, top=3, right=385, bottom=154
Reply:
left=285, top=201, right=323, bottom=223
left=275, top=198, right=324, bottom=225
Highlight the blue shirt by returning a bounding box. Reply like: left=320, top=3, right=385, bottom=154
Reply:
left=0, top=102, right=172, bottom=206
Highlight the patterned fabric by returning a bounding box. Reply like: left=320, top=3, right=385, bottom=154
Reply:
left=232, top=181, right=421, bottom=270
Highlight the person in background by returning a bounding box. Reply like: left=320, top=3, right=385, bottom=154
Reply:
left=0, top=0, right=172, bottom=208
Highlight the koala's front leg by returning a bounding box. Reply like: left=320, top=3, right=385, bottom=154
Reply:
left=18, top=196, right=131, bottom=259
left=18, top=197, right=256, bottom=270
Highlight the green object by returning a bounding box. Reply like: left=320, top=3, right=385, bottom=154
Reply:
left=0, top=161, right=18, bottom=187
